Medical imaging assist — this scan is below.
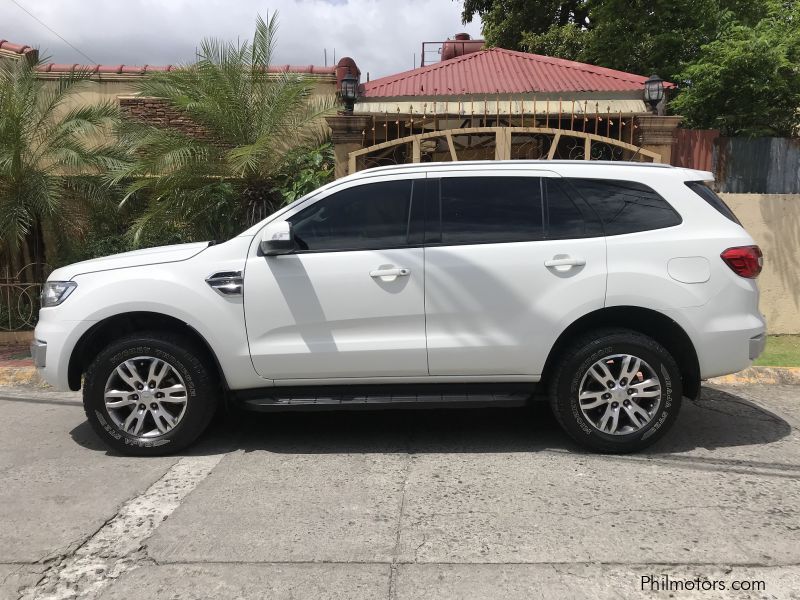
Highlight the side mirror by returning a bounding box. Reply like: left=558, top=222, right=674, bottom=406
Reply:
left=260, top=221, right=294, bottom=256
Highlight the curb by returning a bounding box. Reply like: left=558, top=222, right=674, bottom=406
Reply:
left=0, top=331, right=33, bottom=346
left=707, top=366, right=800, bottom=386
left=2, top=365, right=799, bottom=390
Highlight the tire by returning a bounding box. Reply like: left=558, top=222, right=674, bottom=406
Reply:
left=548, top=328, right=682, bottom=453
left=83, top=332, right=219, bottom=456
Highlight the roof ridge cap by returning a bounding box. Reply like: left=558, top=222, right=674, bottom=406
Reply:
left=490, top=47, right=649, bottom=84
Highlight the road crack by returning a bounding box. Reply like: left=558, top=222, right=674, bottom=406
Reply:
left=17, top=454, right=223, bottom=600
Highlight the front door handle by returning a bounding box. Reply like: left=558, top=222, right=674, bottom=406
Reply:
left=544, top=256, right=586, bottom=268
left=370, top=267, right=410, bottom=278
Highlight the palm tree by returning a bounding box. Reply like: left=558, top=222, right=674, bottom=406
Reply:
left=110, top=13, right=334, bottom=244
left=0, top=54, right=121, bottom=281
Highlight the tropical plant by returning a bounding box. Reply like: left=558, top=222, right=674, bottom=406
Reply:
left=273, top=142, right=334, bottom=205
left=109, top=13, right=335, bottom=244
left=0, top=54, right=121, bottom=281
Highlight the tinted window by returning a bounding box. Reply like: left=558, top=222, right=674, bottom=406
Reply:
left=566, top=178, right=681, bottom=235
left=545, top=178, right=590, bottom=239
left=438, top=177, right=543, bottom=244
left=289, top=180, right=413, bottom=251
left=686, top=181, right=741, bottom=225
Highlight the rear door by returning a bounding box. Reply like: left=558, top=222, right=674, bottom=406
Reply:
left=424, top=171, right=607, bottom=376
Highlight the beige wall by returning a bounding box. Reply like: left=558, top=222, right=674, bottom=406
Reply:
left=723, top=194, right=800, bottom=334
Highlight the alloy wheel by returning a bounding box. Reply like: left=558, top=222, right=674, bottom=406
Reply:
left=103, top=356, right=188, bottom=437
left=577, top=354, right=662, bottom=435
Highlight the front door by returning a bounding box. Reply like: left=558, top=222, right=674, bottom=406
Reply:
left=244, top=175, right=428, bottom=380
left=424, top=171, right=607, bottom=376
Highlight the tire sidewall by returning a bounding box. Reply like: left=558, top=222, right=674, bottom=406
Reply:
left=556, top=335, right=682, bottom=452
left=84, top=336, right=214, bottom=455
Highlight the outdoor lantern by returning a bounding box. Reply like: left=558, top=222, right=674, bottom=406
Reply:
left=340, top=72, right=359, bottom=114
left=644, top=74, right=665, bottom=113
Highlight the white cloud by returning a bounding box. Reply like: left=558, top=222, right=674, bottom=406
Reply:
left=2, top=0, right=483, bottom=78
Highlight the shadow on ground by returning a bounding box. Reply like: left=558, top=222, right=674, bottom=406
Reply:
left=69, top=386, right=793, bottom=464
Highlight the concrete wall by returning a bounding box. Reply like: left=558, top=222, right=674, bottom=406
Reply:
left=723, top=194, right=800, bottom=334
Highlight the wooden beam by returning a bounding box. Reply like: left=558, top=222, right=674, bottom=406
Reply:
left=445, top=132, right=458, bottom=161
left=547, top=132, right=562, bottom=160
left=584, top=137, right=591, bottom=160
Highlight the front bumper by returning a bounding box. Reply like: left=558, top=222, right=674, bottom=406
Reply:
left=33, top=312, right=97, bottom=391
left=30, top=339, right=47, bottom=368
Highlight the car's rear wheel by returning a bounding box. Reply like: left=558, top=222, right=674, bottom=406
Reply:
left=548, top=329, right=682, bottom=453
left=83, top=332, right=218, bottom=456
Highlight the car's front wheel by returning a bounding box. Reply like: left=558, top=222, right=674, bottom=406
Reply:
left=83, top=332, right=218, bottom=456
left=548, top=329, right=682, bottom=453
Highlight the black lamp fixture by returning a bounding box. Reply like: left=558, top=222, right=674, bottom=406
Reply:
left=339, top=72, right=359, bottom=114
left=643, top=74, right=665, bottom=114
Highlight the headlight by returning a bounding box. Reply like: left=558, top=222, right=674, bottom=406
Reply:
left=40, top=281, right=77, bottom=307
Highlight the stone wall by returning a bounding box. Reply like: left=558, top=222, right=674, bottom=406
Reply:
left=724, top=194, right=800, bottom=334
left=119, top=97, right=209, bottom=138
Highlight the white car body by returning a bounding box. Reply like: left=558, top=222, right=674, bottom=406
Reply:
left=33, top=161, right=766, bottom=399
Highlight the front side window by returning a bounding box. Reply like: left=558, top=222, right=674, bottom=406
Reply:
left=289, top=180, right=414, bottom=251
left=438, top=176, right=543, bottom=244
left=566, top=178, right=682, bottom=235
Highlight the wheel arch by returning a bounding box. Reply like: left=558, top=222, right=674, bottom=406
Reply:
left=541, top=306, right=701, bottom=399
left=68, top=311, right=227, bottom=392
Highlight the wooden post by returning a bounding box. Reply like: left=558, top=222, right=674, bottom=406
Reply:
left=495, top=128, right=511, bottom=160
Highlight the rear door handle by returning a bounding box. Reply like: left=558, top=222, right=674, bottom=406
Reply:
left=544, top=256, right=586, bottom=268
left=370, top=267, right=410, bottom=278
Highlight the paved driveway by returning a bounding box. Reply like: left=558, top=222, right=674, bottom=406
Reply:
left=0, top=384, right=798, bottom=600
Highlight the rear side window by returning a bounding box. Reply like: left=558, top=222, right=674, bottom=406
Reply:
left=544, top=178, right=602, bottom=239
left=438, top=177, right=543, bottom=244
left=566, top=178, right=682, bottom=235
left=686, top=181, right=741, bottom=225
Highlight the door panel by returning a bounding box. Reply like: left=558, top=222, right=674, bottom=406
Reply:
left=245, top=248, right=426, bottom=379
left=425, top=239, right=606, bottom=375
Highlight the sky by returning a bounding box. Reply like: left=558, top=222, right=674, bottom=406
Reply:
left=2, top=0, right=483, bottom=79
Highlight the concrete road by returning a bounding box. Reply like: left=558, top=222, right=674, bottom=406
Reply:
left=0, top=384, right=798, bottom=600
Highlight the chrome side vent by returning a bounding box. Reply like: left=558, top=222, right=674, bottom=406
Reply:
left=205, top=271, right=243, bottom=296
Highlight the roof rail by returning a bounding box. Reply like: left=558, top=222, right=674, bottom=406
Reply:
left=358, top=160, right=674, bottom=175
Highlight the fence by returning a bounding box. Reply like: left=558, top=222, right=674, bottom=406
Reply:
left=1, top=264, right=49, bottom=332
left=672, top=131, right=800, bottom=193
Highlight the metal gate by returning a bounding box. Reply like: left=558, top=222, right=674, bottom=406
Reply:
left=348, top=126, right=661, bottom=174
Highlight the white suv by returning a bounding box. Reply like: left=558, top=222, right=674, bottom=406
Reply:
left=32, top=161, right=766, bottom=455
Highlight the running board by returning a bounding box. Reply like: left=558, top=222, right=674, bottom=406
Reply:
left=235, top=390, right=532, bottom=412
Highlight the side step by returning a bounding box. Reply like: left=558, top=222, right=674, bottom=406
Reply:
left=235, top=390, right=533, bottom=412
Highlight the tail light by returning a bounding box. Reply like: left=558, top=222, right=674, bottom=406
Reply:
left=721, top=245, right=763, bottom=278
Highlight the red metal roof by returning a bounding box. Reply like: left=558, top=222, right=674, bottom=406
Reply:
left=363, top=48, right=674, bottom=97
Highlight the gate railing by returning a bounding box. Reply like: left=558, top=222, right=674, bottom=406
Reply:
left=1, top=264, right=51, bottom=331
